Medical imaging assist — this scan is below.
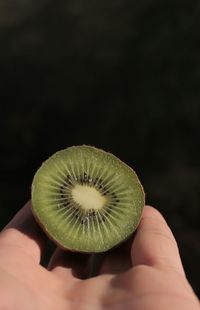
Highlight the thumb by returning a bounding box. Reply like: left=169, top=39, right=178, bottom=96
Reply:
left=131, top=205, right=185, bottom=276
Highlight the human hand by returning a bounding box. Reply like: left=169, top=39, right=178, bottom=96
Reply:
left=0, top=202, right=199, bottom=309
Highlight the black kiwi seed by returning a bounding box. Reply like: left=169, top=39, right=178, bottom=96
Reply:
left=83, top=172, right=88, bottom=182
left=104, top=189, right=110, bottom=195
left=81, top=216, right=89, bottom=225
left=60, top=190, right=64, bottom=196
left=88, top=210, right=94, bottom=217
left=31, top=145, right=145, bottom=253
left=79, top=177, right=83, bottom=184
left=93, top=177, right=98, bottom=185
left=65, top=175, right=72, bottom=185
left=75, top=210, right=79, bottom=218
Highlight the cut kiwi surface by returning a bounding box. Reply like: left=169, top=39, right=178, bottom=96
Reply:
left=31, top=145, right=145, bottom=253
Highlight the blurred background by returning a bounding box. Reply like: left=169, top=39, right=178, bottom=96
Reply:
left=0, top=0, right=199, bottom=296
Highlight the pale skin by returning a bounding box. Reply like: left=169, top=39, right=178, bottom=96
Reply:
left=0, top=202, right=199, bottom=310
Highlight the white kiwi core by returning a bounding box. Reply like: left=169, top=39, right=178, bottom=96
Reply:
left=71, top=184, right=106, bottom=210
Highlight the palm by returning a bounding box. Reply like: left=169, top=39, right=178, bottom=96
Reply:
left=0, top=203, right=199, bottom=310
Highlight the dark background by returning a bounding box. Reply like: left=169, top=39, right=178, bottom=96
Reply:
left=0, top=0, right=200, bottom=296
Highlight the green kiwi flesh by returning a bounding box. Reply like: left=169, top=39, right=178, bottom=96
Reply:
left=31, top=145, right=145, bottom=253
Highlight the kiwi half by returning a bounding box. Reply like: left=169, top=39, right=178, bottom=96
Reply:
left=31, top=145, right=145, bottom=253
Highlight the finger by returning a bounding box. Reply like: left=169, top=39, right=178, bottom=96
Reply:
left=0, top=201, right=46, bottom=264
left=48, top=247, right=90, bottom=281
left=99, top=237, right=132, bottom=275
left=131, top=205, right=185, bottom=275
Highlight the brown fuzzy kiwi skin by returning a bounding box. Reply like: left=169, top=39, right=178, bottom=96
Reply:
left=31, top=145, right=145, bottom=254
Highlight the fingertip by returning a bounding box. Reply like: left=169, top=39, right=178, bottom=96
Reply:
left=142, top=205, right=166, bottom=221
